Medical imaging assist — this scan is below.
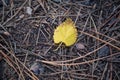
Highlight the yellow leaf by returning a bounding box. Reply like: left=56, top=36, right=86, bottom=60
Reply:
left=53, top=18, right=77, bottom=46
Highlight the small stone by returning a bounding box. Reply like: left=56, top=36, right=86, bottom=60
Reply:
left=19, top=14, right=24, bottom=19
left=97, top=46, right=110, bottom=57
left=30, top=62, right=44, bottom=75
left=26, top=7, right=32, bottom=15
left=4, top=32, right=10, bottom=36
left=76, top=43, right=85, bottom=50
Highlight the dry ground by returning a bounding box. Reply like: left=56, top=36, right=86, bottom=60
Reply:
left=0, top=0, right=120, bottom=80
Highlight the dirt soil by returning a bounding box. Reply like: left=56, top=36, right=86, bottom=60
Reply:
left=0, top=0, right=120, bottom=80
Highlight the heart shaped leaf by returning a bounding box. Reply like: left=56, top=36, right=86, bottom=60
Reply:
left=53, top=18, right=77, bottom=46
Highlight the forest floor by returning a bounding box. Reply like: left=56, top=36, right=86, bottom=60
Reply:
left=0, top=0, right=120, bottom=80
